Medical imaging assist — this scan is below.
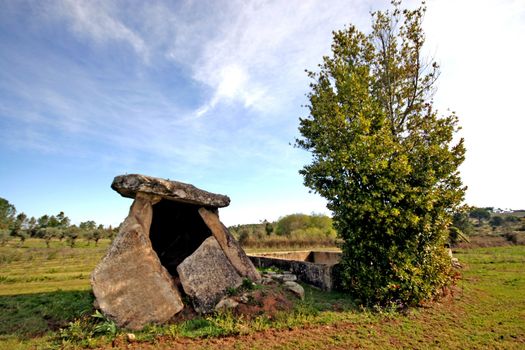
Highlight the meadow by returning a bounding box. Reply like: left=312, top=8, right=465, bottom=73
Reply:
left=0, top=238, right=524, bottom=349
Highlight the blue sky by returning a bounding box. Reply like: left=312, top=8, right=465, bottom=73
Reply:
left=1, top=0, right=524, bottom=227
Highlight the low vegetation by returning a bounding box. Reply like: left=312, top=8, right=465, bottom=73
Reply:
left=229, top=213, right=338, bottom=249
left=451, top=207, right=525, bottom=247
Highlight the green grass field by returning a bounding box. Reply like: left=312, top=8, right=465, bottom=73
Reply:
left=0, top=239, right=524, bottom=349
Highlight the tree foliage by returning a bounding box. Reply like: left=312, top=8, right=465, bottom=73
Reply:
left=0, top=196, right=117, bottom=247
left=469, top=207, right=491, bottom=226
left=275, top=213, right=335, bottom=237
left=449, top=210, right=472, bottom=245
left=296, top=2, right=465, bottom=305
left=0, top=197, right=16, bottom=230
left=229, top=213, right=336, bottom=248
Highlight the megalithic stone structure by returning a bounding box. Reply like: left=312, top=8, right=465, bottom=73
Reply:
left=91, top=174, right=260, bottom=330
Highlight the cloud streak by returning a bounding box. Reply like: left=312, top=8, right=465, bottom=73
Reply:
left=53, top=0, right=149, bottom=61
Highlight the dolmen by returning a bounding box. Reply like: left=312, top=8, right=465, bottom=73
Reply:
left=91, top=174, right=260, bottom=330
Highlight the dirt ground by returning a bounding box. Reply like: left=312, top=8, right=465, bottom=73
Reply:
left=102, top=322, right=361, bottom=350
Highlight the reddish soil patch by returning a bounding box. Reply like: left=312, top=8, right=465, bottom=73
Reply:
left=170, top=283, right=295, bottom=323
left=232, top=286, right=294, bottom=319
left=106, top=323, right=362, bottom=350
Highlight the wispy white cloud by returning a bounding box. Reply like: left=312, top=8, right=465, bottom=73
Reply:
left=51, top=0, right=149, bottom=61
left=185, top=0, right=372, bottom=115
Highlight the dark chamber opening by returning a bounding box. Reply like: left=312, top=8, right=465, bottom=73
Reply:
left=149, top=200, right=212, bottom=277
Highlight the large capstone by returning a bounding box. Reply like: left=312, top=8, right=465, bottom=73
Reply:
left=177, top=236, right=243, bottom=314
left=111, top=174, right=230, bottom=207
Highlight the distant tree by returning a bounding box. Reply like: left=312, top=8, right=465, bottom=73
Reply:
left=58, top=229, right=67, bottom=241
left=108, top=225, right=119, bottom=241
left=469, top=207, right=491, bottom=226
left=27, top=217, right=37, bottom=237
left=0, top=229, right=9, bottom=246
left=274, top=213, right=335, bottom=236
left=37, top=215, right=50, bottom=228
left=84, top=228, right=102, bottom=246
left=41, top=227, right=60, bottom=248
left=275, top=214, right=311, bottom=235
left=264, top=220, right=274, bottom=235
left=451, top=211, right=472, bottom=233
left=93, top=229, right=103, bottom=246
left=66, top=226, right=80, bottom=248
left=0, top=197, right=16, bottom=230
left=79, top=220, right=96, bottom=230
left=296, top=2, right=465, bottom=305
left=309, top=214, right=336, bottom=237
left=10, top=213, right=28, bottom=244
left=47, top=215, right=60, bottom=228
left=56, top=211, right=70, bottom=228
left=238, top=229, right=250, bottom=246
left=489, top=216, right=504, bottom=229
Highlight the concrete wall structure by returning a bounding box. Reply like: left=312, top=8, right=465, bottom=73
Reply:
left=248, top=251, right=342, bottom=291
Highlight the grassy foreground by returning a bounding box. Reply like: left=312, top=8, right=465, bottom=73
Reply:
left=0, top=239, right=524, bottom=349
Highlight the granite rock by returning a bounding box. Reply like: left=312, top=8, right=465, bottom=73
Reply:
left=112, top=174, right=230, bottom=207
left=177, top=236, right=243, bottom=314
left=199, top=208, right=261, bottom=282
left=215, top=297, right=239, bottom=311
left=284, top=281, right=305, bottom=300
left=91, top=193, right=184, bottom=330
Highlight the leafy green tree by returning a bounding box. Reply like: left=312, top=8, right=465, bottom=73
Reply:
left=296, top=2, right=465, bottom=305
left=449, top=210, right=471, bottom=245
left=108, top=225, right=119, bottom=241
left=85, top=228, right=102, bottom=246
left=263, top=220, right=274, bottom=235
left=40, top=227, right=60, bottom=248
left=79, top=220, right=96, bottom=230
left=275, top=214, right=311, bottom=235
left=238, top=229, right=250, bottom=246
left=0, top=197, right=16, bottom=230
left=47, top=215, right=60, bottom=228
left=0, top=229, right=9, bottom=246
left=27, top=217, right=38, bottom=237
left=37, top=215, right=50, bottom=228
left=93, top=229, right=103, bottom=246
left=469, top=207, right=491, bottom=226
left=56, top=211, right=70, bottom=228
left=309, top=214, right=336, bottom=237
left=66, top=226, right=80, bottom=248
left=489, top=216, right=504, bottom=228
left=11, top=213, right=28, bottom=244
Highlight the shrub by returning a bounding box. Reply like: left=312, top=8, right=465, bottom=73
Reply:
left=504, top=232, right=518, bottom=244
left=295, top=2, right=464, bottom=306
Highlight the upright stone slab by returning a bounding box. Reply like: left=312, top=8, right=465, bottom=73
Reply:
left=91, top=193, right=184, bottom=330
left=177, top=236, right=243, bottom=313
left=199, top=208, right=261, bottom=282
